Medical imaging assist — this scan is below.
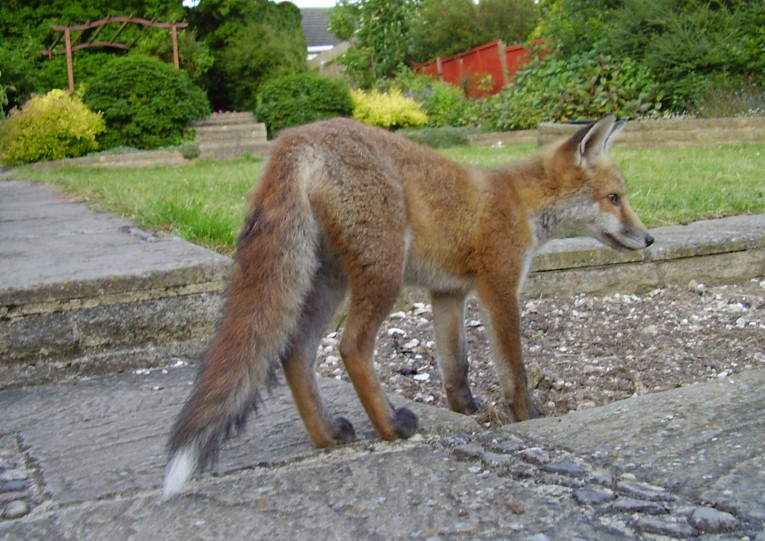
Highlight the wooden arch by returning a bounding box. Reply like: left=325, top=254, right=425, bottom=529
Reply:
left=43, top=16, right=189, bottom=92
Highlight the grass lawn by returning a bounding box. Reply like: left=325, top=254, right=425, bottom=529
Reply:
left=10, top=143, right=765, bottom=255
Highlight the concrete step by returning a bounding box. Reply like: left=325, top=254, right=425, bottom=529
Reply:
left=192, top=111, right=258, bottom=127
left=3, top=180, right=764, bottom=389
left=192, top=112, right=269, bottom=160
left=194, top=123, right=267, bottom=144
left=198, top=141, right=272, bottom=160
left=0, top=181, right=231, bottom=389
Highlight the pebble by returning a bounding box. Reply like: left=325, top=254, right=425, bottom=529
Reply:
left=609, top=497, right=669, bottom=515
left=632, top=517, right=697, bottom=538
left=0, top=480, right=26, bottom=493
left=481, top=452, right=513, bottom=467
left=2, top=500, right=29, bottom=519
left=591, top=471, right=615, bottom=487
left=0, top=470, right=27, bottom=482
left=518, top=447, right=550, bottom=466
left=616, top=480, right=673, bottom=501
left=687, top=506, right=739, bottom=532
left=573, top=488, right=615, bottom=505
left=452, top=444, right=484, bottom=460
left=542, top=461, right=586, bottom=477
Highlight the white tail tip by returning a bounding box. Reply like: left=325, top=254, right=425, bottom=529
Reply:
left=163, top=446, right=197, bottom=500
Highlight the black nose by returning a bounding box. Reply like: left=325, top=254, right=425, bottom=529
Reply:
left=645, top=234, right=655, bottom=247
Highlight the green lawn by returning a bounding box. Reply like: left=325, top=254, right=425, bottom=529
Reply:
left=11, top=143, right=765, bottom=255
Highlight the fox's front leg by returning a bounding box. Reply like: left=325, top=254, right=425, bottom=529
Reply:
left=431, top=290, right=480, bottom=414
left=476, top=277, right=539, bottom=422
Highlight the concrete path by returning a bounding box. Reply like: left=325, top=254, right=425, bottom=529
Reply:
left=1, top=179, right=764, bottom=539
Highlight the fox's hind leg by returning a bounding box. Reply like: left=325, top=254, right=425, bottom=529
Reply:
left=431, top=291, right=480, bottom=414
left=340, top=276, right=419, bottom=440
left=281, top=258, right=356, bottom=447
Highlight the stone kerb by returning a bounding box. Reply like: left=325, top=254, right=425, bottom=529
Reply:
left=537, top=116, right=765, bottom=147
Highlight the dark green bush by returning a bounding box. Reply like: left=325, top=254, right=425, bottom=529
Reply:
left=83, top=55, right=210, bottom=150
left=468, top=51, right=662, bottom=131
left=255, top=72, right=353, bottom=138
left=402, top=127, right=470, bottom=148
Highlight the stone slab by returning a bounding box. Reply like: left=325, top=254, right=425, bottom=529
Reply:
left=504, top=369, right=765, bottom=523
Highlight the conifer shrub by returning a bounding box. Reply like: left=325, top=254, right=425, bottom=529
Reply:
left=255, top=72, right=353, bottom=138
left=351, top=89, right=428, bottom=130
left=0, top=89, right=105, bottom=164
left=83, top=55, right=210, bottom=150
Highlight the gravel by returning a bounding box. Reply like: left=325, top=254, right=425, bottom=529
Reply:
left=317, top=278, right=765, bottom=429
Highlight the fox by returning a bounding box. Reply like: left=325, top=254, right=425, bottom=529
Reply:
left=163, top=114, right=654, bottom=498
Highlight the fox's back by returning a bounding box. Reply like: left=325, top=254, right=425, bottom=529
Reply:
left=270, top=119, right=489, bottom=284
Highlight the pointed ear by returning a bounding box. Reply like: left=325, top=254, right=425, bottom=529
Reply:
left=570, top=115, right=620, bottom=167
left=605, top=120, right=626, bottom=154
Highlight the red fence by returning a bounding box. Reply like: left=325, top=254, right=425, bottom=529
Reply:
left=413, top=39, right=545, bottom=98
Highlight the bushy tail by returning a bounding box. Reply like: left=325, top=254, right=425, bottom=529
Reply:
left=163, top=151, right=319, bottom=499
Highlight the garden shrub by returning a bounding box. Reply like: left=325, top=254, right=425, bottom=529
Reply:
left=83, top=54, right=210, bottom=150
left=402, top=127, right=470, bottom=148
left=469, top=52, right=663, bottom=131
left=0, top=89, right=105, bottom=165
left=351, top=89, right=428, bottom=130
left=179, top=140, right=201, bottom=160
left=387, top=72, right=468, bottom=127
left=255, top=72, right=353, bottom=138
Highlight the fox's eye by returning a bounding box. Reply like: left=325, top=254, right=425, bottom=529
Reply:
left=607, top=193, right=621, bottom=206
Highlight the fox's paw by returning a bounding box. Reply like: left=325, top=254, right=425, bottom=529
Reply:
left=509, top=397, right=540, bottom=423
left=331, top=416, right=357, bottom=444
left=465, top=397, right=482, bottom=414
left=392, top=407, right=419, bottom=439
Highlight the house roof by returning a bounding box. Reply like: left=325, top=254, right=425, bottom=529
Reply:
left=300, top=8, right=341, bottom=49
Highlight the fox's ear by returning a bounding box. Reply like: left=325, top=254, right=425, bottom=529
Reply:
left=571, top=115, right=623, bottom=167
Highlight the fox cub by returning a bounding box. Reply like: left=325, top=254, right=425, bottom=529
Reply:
left=164, top=115, right=653, bottom=498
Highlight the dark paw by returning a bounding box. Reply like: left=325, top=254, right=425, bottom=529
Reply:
left=527, top=400, right=540, bottom=419
left=448, top=389, right=482, bottom=414
left=510, top=398, right=540, bottom=422
left=331, top=416, right=357, bottom=444
left=462, top=396, right=482, bottom=414
left=393, top=407, right=419, bottom=439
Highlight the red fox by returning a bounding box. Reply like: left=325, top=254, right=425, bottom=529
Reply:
left=163, top=115, right=653, bottom=498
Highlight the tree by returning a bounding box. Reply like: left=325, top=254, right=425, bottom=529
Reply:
left=0, top=0, right=189, bottom=115
left=532, top=0, right=765, bottom=112
left=411, top=0, right=482, bottom=62
left=476, top=0, right=540, bottom=47
left=330, top=0, right=420, bottom=89
left=332, top=0, right=540, bottom=86
left=189, top=0, right=306, bottom=111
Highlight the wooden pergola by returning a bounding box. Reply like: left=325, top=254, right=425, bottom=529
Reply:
left=42, top=16, right=189, bottom=92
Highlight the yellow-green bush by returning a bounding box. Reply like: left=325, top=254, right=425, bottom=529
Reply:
left=0, top=89, right=105, bottom=165
left=351, top=89, right=428, bottom=130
